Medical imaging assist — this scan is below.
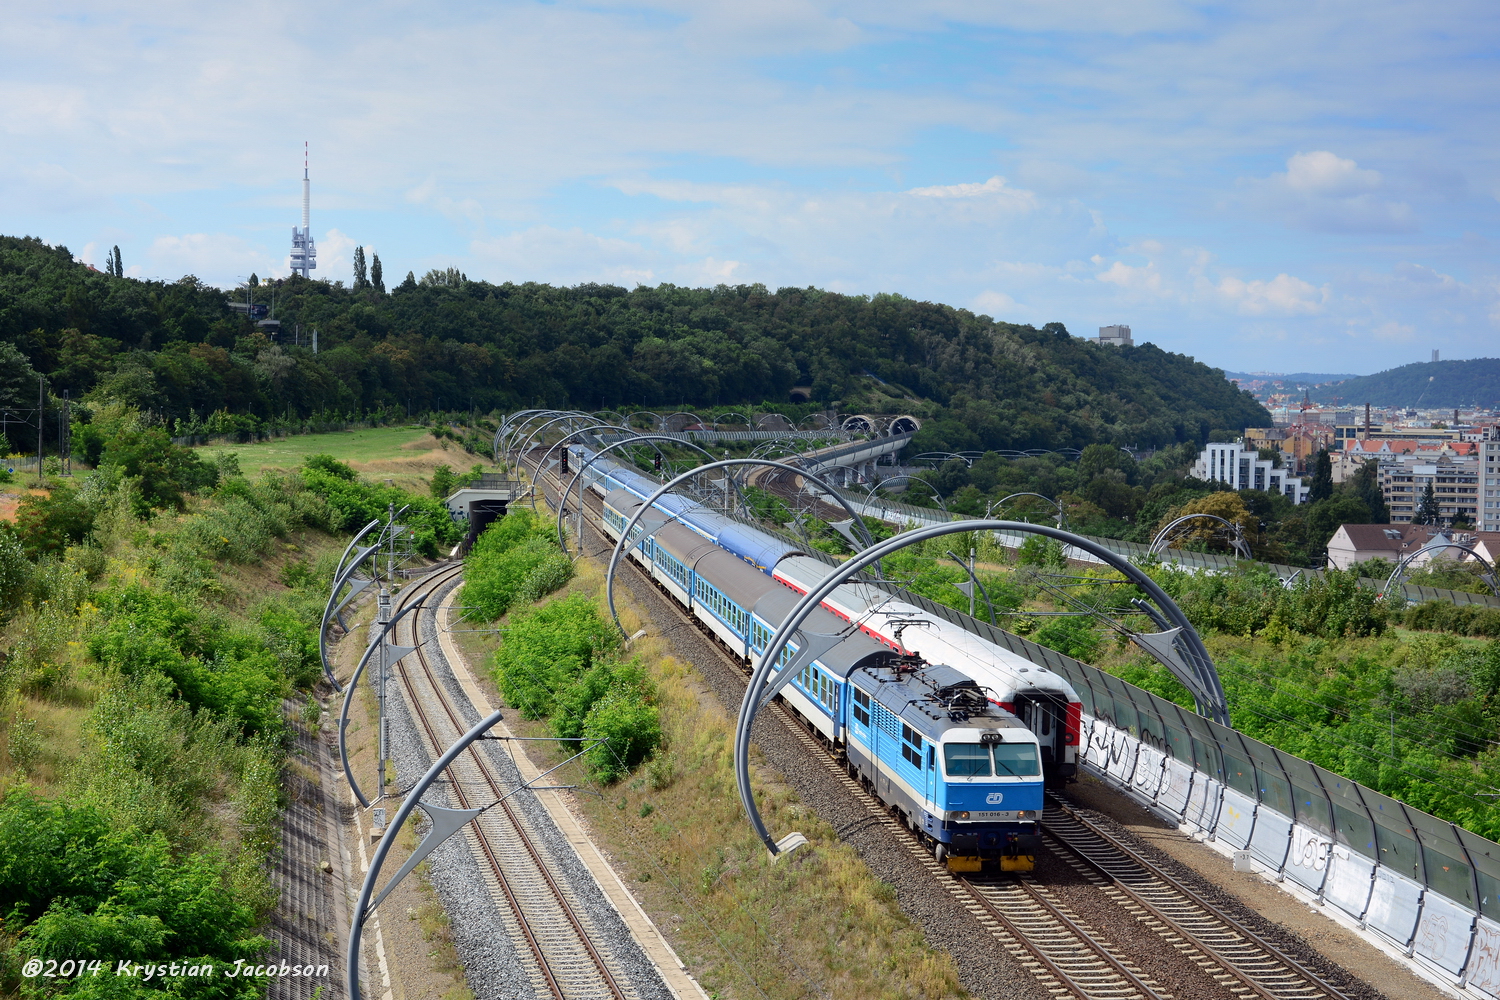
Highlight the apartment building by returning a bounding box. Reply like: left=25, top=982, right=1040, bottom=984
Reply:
left=1190, top=441, right=1309, bottom=503
left=1382, top=455, right=1480, bottom=527
left=1484, top=427, right=1500, bottom=533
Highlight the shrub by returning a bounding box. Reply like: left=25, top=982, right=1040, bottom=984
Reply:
left=1031, top=615, right=1102, bottom=661
left=98, top=426, right=218, bottom=513
left=0, top=790, right=269, bottom=968
left=0, top=528, right=30, bottom=613
left=300, top=466, right=458, bottom=557
left=581, top=686, right=663, bottom=783
left=492, top=593, right=616, bottom=717
left=303, top=453, right=356, bottom=480
left=462, top=509, right=571, bottom=620
left=15, top=485, right=97, bottom=560
left=87, top=587, right=289, bottom=736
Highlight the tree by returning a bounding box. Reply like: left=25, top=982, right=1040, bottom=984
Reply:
left=1307, top=448, right=1333, bottom=502
left=353, top=246, right=369, bottom=289
left=398, top=270, right=417, bottom=292
left=371, top=253, right=384, bottom=294
left=1156, top=491, right=1257, bottom=551
left=0, top=342, right=41, bottom=454
left=1414, top=482, right=1439, bottom=525
left=99, top=426, right=218, bottom=513
left=248, top=273, right=258, bottom=288
left=1345, top=459, right=1389, bottom=523
left=109, top=245, right=123, bottom=277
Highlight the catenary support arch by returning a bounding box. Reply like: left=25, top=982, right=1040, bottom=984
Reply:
left=732, top=517, right=1227, bottom=856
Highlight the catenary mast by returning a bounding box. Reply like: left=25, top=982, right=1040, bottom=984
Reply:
left=290, top=142, right=317, bottom=277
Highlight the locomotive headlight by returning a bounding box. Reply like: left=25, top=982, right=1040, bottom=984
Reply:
left=958, top=811, right=970, bottom=820
left=1019, top=810, right=1035, bottom=820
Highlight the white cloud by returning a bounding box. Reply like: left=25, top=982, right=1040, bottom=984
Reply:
left=1247, top=151, right=1417, bottom=234
left=1282, top=151, right=1382, bottom=196
left=1216, top=273, right=1325, bottom=315
left=972, top=290, right=1017, bottom=315
left=907, top=176, right=1035, bottom=210
left=145, top=233, right=279, bottom=284
left=1096, top=261, right=1167, bottom=296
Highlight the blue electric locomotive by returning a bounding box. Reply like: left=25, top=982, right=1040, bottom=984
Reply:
left=846, top=655, right=1043, bottom=871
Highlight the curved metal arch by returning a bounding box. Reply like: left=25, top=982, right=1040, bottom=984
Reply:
left=1383, top=541, right=1500, bottom=600
left=733, top=517, right=1228, bottom=856
left=604, top=459, right=879, bottom=636
left=756, top=413, right=794, bottom=432
left=337, top=602, right=423, bottom=809
left=553, top=434, right=721, bottom=556
left=592, top=409, right=626, bottom=424
left=912, top=451, right=969, bottom=468
left=1148, top=513, right=1252, bottom=561
left=497, top=409, right=581, bottom=463
left=511, top=411, right=596, bottom=466
left=347, top=709, right=503, bottom=1000
left=660, top=410, right=703, bottom=433
left=715, top=410, right=753, bottom=430
left=493, top=409, right=554, bottom=463
left=319, top=518, right=384, bottom=690
left=864, top=474, right=948, bottom=515
left=535, top=422, right=632, bottom=477
left=989, top=492, right=1065, bottom=529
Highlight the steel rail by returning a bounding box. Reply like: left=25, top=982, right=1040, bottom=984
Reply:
left=1043, top=795, right=1349, bottom=1000
left=389, top=566, right=629, bottom=1000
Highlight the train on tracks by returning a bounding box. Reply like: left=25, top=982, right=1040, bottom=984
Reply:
left=569, top=444, right=1082, bottom=872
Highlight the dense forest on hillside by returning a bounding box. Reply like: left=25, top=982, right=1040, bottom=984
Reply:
left=0, top=235, right=1269, bottom=456
left=1310, top=358, right=1500, bottom=408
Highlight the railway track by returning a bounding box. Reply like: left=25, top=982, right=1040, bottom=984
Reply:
left=1040, top=798, right=1343, bottom=1000
left=379, top=563, right=635, bottom=1000
left=521, top=446, right=1359, bottom=1000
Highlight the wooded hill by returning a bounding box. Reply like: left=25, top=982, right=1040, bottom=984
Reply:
left=1309, top=358, right=1500, bottom=408
left=0, top=234, right=1270, bottom=454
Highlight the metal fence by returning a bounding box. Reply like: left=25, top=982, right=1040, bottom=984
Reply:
left=888, top=585, right=1500, bottom=994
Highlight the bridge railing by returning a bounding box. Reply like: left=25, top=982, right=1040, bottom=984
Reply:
left=796, top=432, right=915, bottom=469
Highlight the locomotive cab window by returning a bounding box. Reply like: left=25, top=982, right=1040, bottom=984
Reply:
left=993, top=743, right=1041, bottom=777
left=852, top=689, right=870, bottom=726
left=944, top=743, right=992, bottom=777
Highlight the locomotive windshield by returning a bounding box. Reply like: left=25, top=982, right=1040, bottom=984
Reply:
left=943, top=741, right=1041, bottom=777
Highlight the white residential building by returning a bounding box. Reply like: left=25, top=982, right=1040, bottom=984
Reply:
left=1190, top=441, right=1310, bottom=504
left=1484, top=427, right=1500, bottom=533
left=1097, top=324, right=1133, bottom=347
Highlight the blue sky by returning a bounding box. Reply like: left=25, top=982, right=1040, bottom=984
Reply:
left=4, top=1, right=1498, bottom=374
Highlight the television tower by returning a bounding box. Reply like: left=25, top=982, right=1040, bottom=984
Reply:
left=289, top=142, right=317, bottom=278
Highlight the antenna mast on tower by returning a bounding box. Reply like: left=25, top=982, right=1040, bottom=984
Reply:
left=289, top=142, right=317, bottom=278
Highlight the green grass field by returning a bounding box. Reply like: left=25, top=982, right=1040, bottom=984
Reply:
left=193, top=425, right=431, bottom=476
left=190, top=425, right=488, bottom=493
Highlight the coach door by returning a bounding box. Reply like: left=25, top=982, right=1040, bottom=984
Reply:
left=1016, top=693, right=1064, bottom=782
